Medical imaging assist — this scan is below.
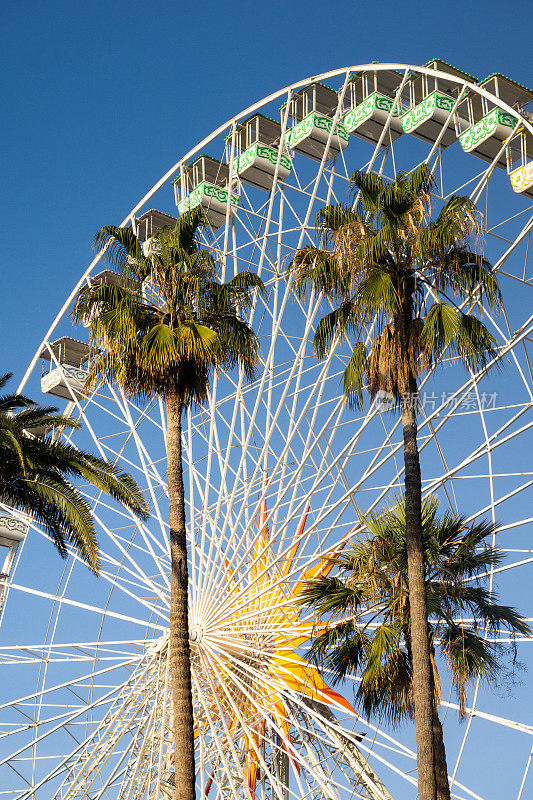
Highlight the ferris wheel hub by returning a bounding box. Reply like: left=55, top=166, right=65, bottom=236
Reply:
left=189, top=624, right=204, bottom=643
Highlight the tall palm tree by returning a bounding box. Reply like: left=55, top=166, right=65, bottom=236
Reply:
left=74, top=209, right=264, bottom=800
left=288, top=164, right=502, bottom=800
left=0, top=372, right=148, bottom=573
left=300, top=496, right=530, bottom=800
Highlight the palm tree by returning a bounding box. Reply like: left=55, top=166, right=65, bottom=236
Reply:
left=288, top=164, right=502, bottom=800
left=300, top=496, right=530, bottom=800
left=74, top=209, right=264, bottom=800
left=0, top=372, right=148, bottom=573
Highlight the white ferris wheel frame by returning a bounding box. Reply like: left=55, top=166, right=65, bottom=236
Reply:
left=1, top=63, right=533, bottom=800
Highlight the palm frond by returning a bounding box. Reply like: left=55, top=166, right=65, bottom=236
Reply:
left=0, top=373, right=149, bottom=572
left=93, top=225, right=145, bottom=271
left=352, top=270, right=399, bottom=322
left=406, top=164, right=435, bottom=200
left=343, top=343, right=368, bottom=410
left=349, top=170, right=388, bottom=214
left=0, top=373, right=13, bottom=390
left=298, top=575, right=364, bottom=614
left=306, top=621, right=370, bottom=686
left=420, top=301, right=461, bottom=360
left=428, top=250, right=501, bottom=310
left=218, top=317, right=261, bottom=381
left=289, top=246, right=352, bottom=299
left=0, top=427, right=27, bottom=471
left=420, top=302, right=499, bottom=371
left=301, top=492, right=527, bottom=724
left=315, top=203, right=362, bottom=248
left=169, top=207, right=205, bottom=252
left=440, top=623, right=498, bottom=718
left=220, top=271, right=265, bottom=311
left=455, top=313, right=500, bottom=370
left=0, top=389, right=34, bottom=413
left=425, top=195, right=481, bottom=254
left=313, top=301, right=358, bottom=359
left=23, top=475, right=100, bottom=573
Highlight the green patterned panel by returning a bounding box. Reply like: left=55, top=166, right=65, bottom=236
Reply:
left=285, top=112, right=349, bottom=149
left=285, top=115, right=314, bottom=148
left=401, top=92, right=456, bottom=134
left=177, top=182, right=239, bottom=214
left=234, top=143, right=292, bottom=175
left=460, top=109, right=519, bottom=152
left=343, top=93, right=398, bottom=132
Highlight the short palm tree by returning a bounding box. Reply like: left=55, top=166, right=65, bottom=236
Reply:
left=288, top=164, right=502, bottom=800
left=0, top=372, right=148, bottom=573
left=74, top=209, right=264, bottom=800
left=300, top=496, right=530, bottom=800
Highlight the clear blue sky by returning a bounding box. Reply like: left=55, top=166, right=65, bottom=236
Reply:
left=1, top=0, right=531, bottom=385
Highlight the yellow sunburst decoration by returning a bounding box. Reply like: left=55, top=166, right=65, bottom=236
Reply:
left=188, top=479, right=356, bottom=797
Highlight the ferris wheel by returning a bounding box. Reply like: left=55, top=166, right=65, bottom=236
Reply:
left=1, top=60, right=533, bottom=800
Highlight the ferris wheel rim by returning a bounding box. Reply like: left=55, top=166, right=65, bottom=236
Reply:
left=16, top=60, right=533, bottom=396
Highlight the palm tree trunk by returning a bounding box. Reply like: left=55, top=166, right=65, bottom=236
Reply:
left=433, top=707, right=450, bottom=800
left=274, top=732, right=289, bottom=800
left=401, top=397, right=437, bottom=800
left=166, top=388, right=196, bottom=800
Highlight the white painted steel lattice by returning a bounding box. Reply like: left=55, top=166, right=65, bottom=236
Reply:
left=1, top=63, right=533, bottom=800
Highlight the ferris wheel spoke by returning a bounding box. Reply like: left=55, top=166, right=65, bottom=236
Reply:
left=205, top=346, right=349, bottom=602
left=0, top=640, right=147, bottom=667
left=24, top=527, right=170, bottom=619
left=0, top=664, right=144, bottom=793
left=39, top=661, right=158, bottom=800
left=0, top=702, right=121, bottom=747
left=9, top=583, right=166, bottom=631
left=481, top=309, right=533, bottom=398
left=204, top=404, right=328, bottom=580
left=197, top=374, right=222, bottom=590
left=292, top=701, right=420, bottom=800
left=195, top=654, right=256, bottom=800
left=517, top=747, right=533, bottom=800
left=196, top=300, right=322, bottom=609
left=95, top=565, right=168, bottom=619
left=0, top=655, right=141, bottom=772
left=202, top=641, right=327, bottom=739
left=304, top=703, right=412, bottom=799
left=276, top=704, right=367, bottom=799
left=87, top=512, right=171, bottom=605
left=206, top=509, right=354, bottom=632
left=109, top=386, right=173, bottom=552
left=465, top=475, right=533, bottom=524
left=441, top=700, right=533, bottom=737
left=99, top=564, right=167, bottom=599
left=281, top=392, right=357, bottom=527
left=68, top=696, right=154, bottom=800
left=297, top=742, right=340, bottom=800
left=345, top=310, right=533, bottom=509
left=306, top=704, right=396, bottom=800
left=424, top=413, right=533, bottom=500
left=116, top=705, right=159, bottom=799
left=231, top=411, right=376, bottom=570
left=200, top=644, right=326, bottom=800
left=193, top=362, right=270, bottom=581
left=340, top=343, right=533, bottom=517
left=192, top=668, right=256, bottom=800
